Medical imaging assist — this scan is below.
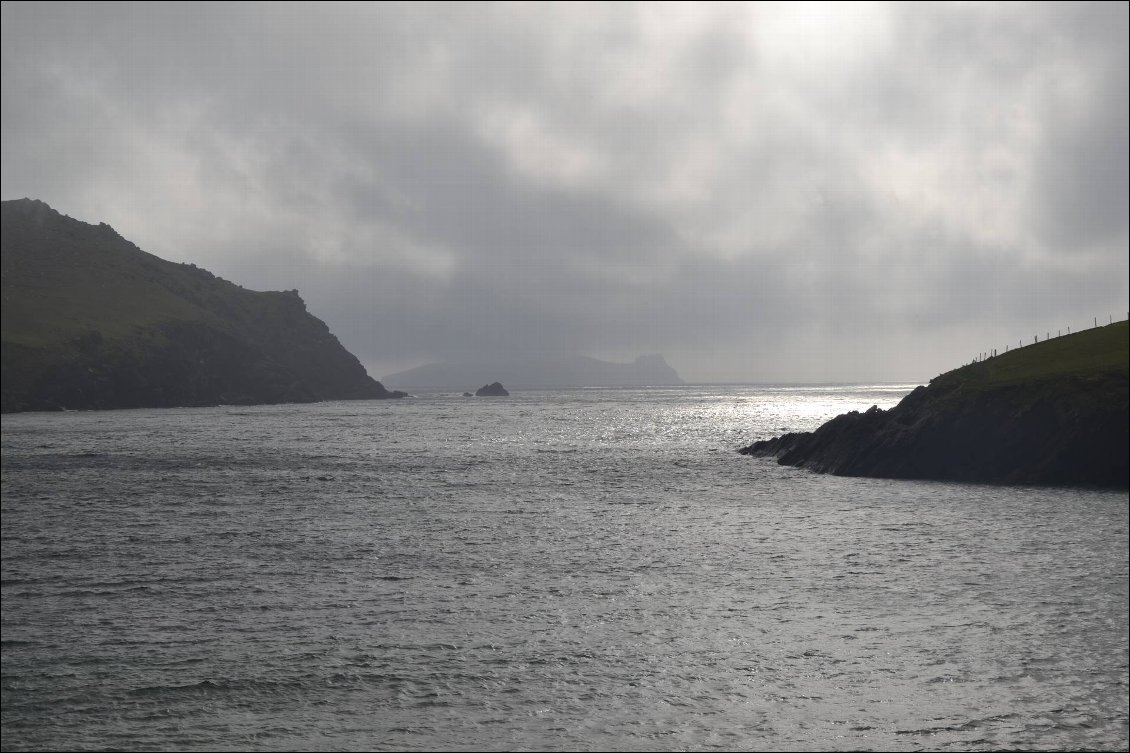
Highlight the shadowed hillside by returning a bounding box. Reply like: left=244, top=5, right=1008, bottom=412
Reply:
left=741, top=321, right=1129, bottom=487
left=1, top=199, right=403, bottom=412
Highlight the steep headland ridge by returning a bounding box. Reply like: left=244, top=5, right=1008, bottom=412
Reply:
left=740, top=322, right=1129, bottom=487
left=1, top=198, right=404, bottom=412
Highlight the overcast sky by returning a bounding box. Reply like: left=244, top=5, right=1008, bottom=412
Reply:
left=3, top=2, right=1127, bottom=383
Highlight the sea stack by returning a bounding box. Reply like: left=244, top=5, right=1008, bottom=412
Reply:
left=475, top=382, right=510, bottom=397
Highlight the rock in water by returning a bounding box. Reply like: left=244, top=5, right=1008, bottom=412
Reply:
left=384, top=353, right=683, bottom=389
left=475, top=382, right=510, bottom=397
left=1, top=198, right=405, bottom=412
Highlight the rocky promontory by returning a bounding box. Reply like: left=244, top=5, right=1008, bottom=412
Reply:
left=1, top=199, right=406, bottom=412
left=475, top=382, right=510, bottom=397
left=740, top=322, right=1128, bottom=488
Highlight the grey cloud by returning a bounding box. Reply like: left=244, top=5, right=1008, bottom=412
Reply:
left=3, top=2, right=1127, bottom=383
left=1028, top=9, right=1129, bottom=252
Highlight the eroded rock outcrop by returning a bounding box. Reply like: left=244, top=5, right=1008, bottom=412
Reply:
left=740, top=323, right=1129, bottom=488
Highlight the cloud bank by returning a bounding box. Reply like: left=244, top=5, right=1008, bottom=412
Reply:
left=3, top=2, right=1127, bottom=382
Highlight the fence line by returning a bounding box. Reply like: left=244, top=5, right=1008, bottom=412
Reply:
left=969, top=312, right=1128, bottom=365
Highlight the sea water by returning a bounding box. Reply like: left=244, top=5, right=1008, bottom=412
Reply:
left=2, top=385, right=1127, bottom=751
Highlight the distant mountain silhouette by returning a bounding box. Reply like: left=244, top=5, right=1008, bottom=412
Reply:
left=384, top=354, right=683, bottom=389
left=1, top=198, right=404, bottom=412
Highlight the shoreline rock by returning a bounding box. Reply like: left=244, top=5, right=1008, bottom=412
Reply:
left=740, top=323, right=1129, bottom=488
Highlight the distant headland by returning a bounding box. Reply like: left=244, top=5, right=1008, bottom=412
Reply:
left=741, top=321, right=1129, bottom=488
left=1, top=199, right=405, bottom=412
left=384, top=353, right=683, bottom=390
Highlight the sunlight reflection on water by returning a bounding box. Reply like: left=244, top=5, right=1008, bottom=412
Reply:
left=2, top=385, right=1126, bottom=752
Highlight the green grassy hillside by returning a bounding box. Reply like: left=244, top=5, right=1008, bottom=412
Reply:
left=3, top=204, right=207, bottom=347
left=933, top=321, right=1128, bottom=391
left=1, top=199, right=397, bottom=411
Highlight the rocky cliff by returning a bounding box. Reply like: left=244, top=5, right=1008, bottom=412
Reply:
left=1, top=199, right=404, bottom=412
left=740, top=322, right=1129, bottom=488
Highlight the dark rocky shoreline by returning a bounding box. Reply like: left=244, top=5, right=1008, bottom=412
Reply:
left=741, top=323, right=1129, bottom=488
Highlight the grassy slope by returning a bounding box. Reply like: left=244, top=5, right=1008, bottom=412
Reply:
left=929, top=321, right=1128, bottom=394
left=2, top=203, right=223, bottom=348
left=1, top=199, right=388, bottom=410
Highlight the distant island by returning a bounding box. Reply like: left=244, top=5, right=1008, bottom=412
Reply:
left=475, top=382, right=509, bottom=397
left=741, top=321, right=1129, bottom=488
left=1, top=199, right=405, bottom=412
left=384, top=353, right=683, bottom=389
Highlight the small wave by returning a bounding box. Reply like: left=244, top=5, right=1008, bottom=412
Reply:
left=56, top=585, right=159, bottom=597
left=127, top=679, right=227, bottom=698
left=125, top=676, right=312, bottom=698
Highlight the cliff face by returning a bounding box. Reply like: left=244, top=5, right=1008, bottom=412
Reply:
left=1, top=199, right=404, bottom=412
left=740, top=322, right=1129, bottom=488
